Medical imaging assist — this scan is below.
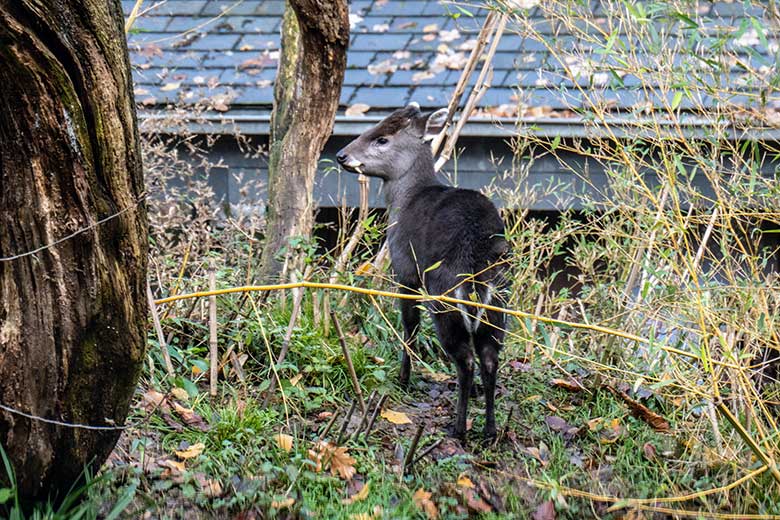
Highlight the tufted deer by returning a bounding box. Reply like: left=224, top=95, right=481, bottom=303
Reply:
left=336, top=103, right=508, bottom=440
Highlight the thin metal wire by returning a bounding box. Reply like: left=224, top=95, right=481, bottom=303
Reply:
left=0, top=403, right=126, bottom=431
left=0, top=194, right=146, bottom=263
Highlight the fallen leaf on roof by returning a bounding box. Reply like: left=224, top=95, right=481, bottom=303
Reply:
left=140, top=97, right=157, bottom=106
left=381, top=409, right=412, bottom=424
left=345, top=103, right=371, bottom=116
left=239, top=44, right=254, bottom=51
left=393, top=50, right=411, bottom=60
left=161, top=82, right=181, bottom=91
left=439, top=29, right=461, bottom=42
left=372, top=23, right=389, bottom=32
left=422, top=33, right=437, bottom=42
left=138, top=43, right=163, bottom=58
left=412, top=70, right=436, bottom=83
left=459, top=39, right=478, bottom=51
left=397, top=21, right=417, bottom=30
left=192, top=75, right=206, bottom=85
left=134, top=87, right=150, bottom=96
left=171, top=32, right=200, bottom=49
left=367, top=59, right=397, bottom=75
left=239, top=54, right=275, bottom=70
left=413, top=489, right=439, bottom=519
left=423, top=23, right=439, bottom=33
left=349, top=13, right=364, bottom=29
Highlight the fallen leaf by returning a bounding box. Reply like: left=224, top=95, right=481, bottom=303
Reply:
left=355, top=261, right=373, bottom=275
left=426, top=371, right=450, bottom=382
left=532, top=500, right=556, bottom=520
left=175, top=442, right=205, bottom=460
left=423, top=23, right=439, bottom=33
left=643, top=442, right=657, bottom=461
left=413, top=488, right=439, bottom=519
left=290, top=373, right=303, bottom=387
left=345, top=103, right=371, bottom=116
left=141, top=389, right=166, bottom=409
left=367, top=59, right=397, bottom=75
left=158, top=458, right=185, bottom=475
left=171, top=387, right=189, bottom=401
left=200, top=478, right=222, bottom=497
left=272, top=497, right=295, bottom=509
left=372, top=23, right=390, bottom=32
left=172, top=402, right=210, bottom=431
left=607, top=386, right=670, bottom=432
left=343, top=481, right=370, bottom=504
left=381, top=409, right=412, bottom=425
left=461, top=487, right=492, bottom=513
left=550, top=378, right=584, bottom=392
left=160, top=81, right=181, bottom=91
left=275, top=433, right=294, bottom=453
left=439, top=29, right=461, bottom=42
left=328, top=444, right=357, bottom=480
left=457, top=474, right=475, bottom=488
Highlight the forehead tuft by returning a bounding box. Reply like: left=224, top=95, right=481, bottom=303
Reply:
left=365, top=106, right=420, bottom=139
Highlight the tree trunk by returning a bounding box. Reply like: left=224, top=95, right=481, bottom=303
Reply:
left=258, top=0, right=349, bottom=281
left=0, top=0, right=147, bottom=502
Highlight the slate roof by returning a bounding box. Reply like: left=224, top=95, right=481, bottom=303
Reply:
left=125, top=0, right=780, bottom=124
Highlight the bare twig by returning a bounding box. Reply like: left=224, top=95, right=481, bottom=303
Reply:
left=318, top=410, right=341, bottom=442
left=262, top=281, right=306, bottom=407
left=147, top=282, right=175, bottom=377
left=412, top=438, right=443, bottom=466
left=331, top=312, right=366, bottom=413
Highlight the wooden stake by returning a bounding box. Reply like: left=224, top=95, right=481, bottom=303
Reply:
left=147, top=282, right=175, bottom=378
left=331, top=312, right=366, bottom=413
left=209, top=265, right=218, bottom=397
left=363, top=394, right=388, bottom=439
left=337, top=400, right=358, bottom=445
left=402, top=423, right=426, bottom=474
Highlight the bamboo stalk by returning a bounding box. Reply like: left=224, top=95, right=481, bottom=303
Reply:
left=431, top=11, right=498, bottom=156
left=331, top=311, right=366, bottom=413
left=435, top=13, right=508, bottom=171
left=209, top=266, right=218, bottom=397
left=147, top=282, right=175, bottom=377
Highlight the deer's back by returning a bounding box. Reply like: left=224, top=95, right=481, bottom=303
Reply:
left=389, top=186, right=506, bottom=291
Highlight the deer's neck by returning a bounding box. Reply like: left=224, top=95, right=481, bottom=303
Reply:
left=383, top=155, right=439, bottom=220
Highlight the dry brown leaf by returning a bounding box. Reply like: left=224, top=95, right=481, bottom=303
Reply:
left=158, top=458, right=185, bottom=475
left=328, top=445, right=357, bottom=480
left=342, top=481, right=370, bottom=504
left=275, top=433, right=294, bottom=453
left=423, top=23, right=438, bottom=32
left=345, top=103, right=371, bottom=116
left=381, top=409, right=412, bottom=425
left=413, top=488, right=439, bottom=519
left=141, top=389, right=166, bottom=409
left=175, top=442, right=205, bottom=460
left=607, top=386, right=671, bottom=432
left=550, top=378, right=583, bottom=392
left=171, top=387, right=189, bottom=401
left=532, top=500, right=556, bottom=520
left=201, top=478, right=222, bottom=497
left=355, top=261, right=374, bottom=275
left=289, top=373, right=303, bottom=387
left=461, top=487, right=492, bottom=514
left=272, top=497, right=295, bottom=509
left=172, top=402, right=210, bottom=431
left=457, top=474, right=475, bottom=488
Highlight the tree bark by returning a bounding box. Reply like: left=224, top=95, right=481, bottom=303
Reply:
left=0, top=0, right=147, bottom=502
left=258, top=0, right=349, bottom=281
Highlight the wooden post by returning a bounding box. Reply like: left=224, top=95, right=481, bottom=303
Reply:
left=209, top=265, right=218, bottom=397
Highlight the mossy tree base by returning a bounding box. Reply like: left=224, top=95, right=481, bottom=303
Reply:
left=0, top=0, right=147, bottom=501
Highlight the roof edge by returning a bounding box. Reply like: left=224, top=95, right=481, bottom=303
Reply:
left=137, top=111, right=780, bottom=141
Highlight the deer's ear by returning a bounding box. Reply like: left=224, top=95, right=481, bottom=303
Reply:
left=423, top=108, right=448, bottom=141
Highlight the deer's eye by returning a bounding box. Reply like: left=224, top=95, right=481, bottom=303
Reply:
left=375, top=137, right=389, bottom=145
